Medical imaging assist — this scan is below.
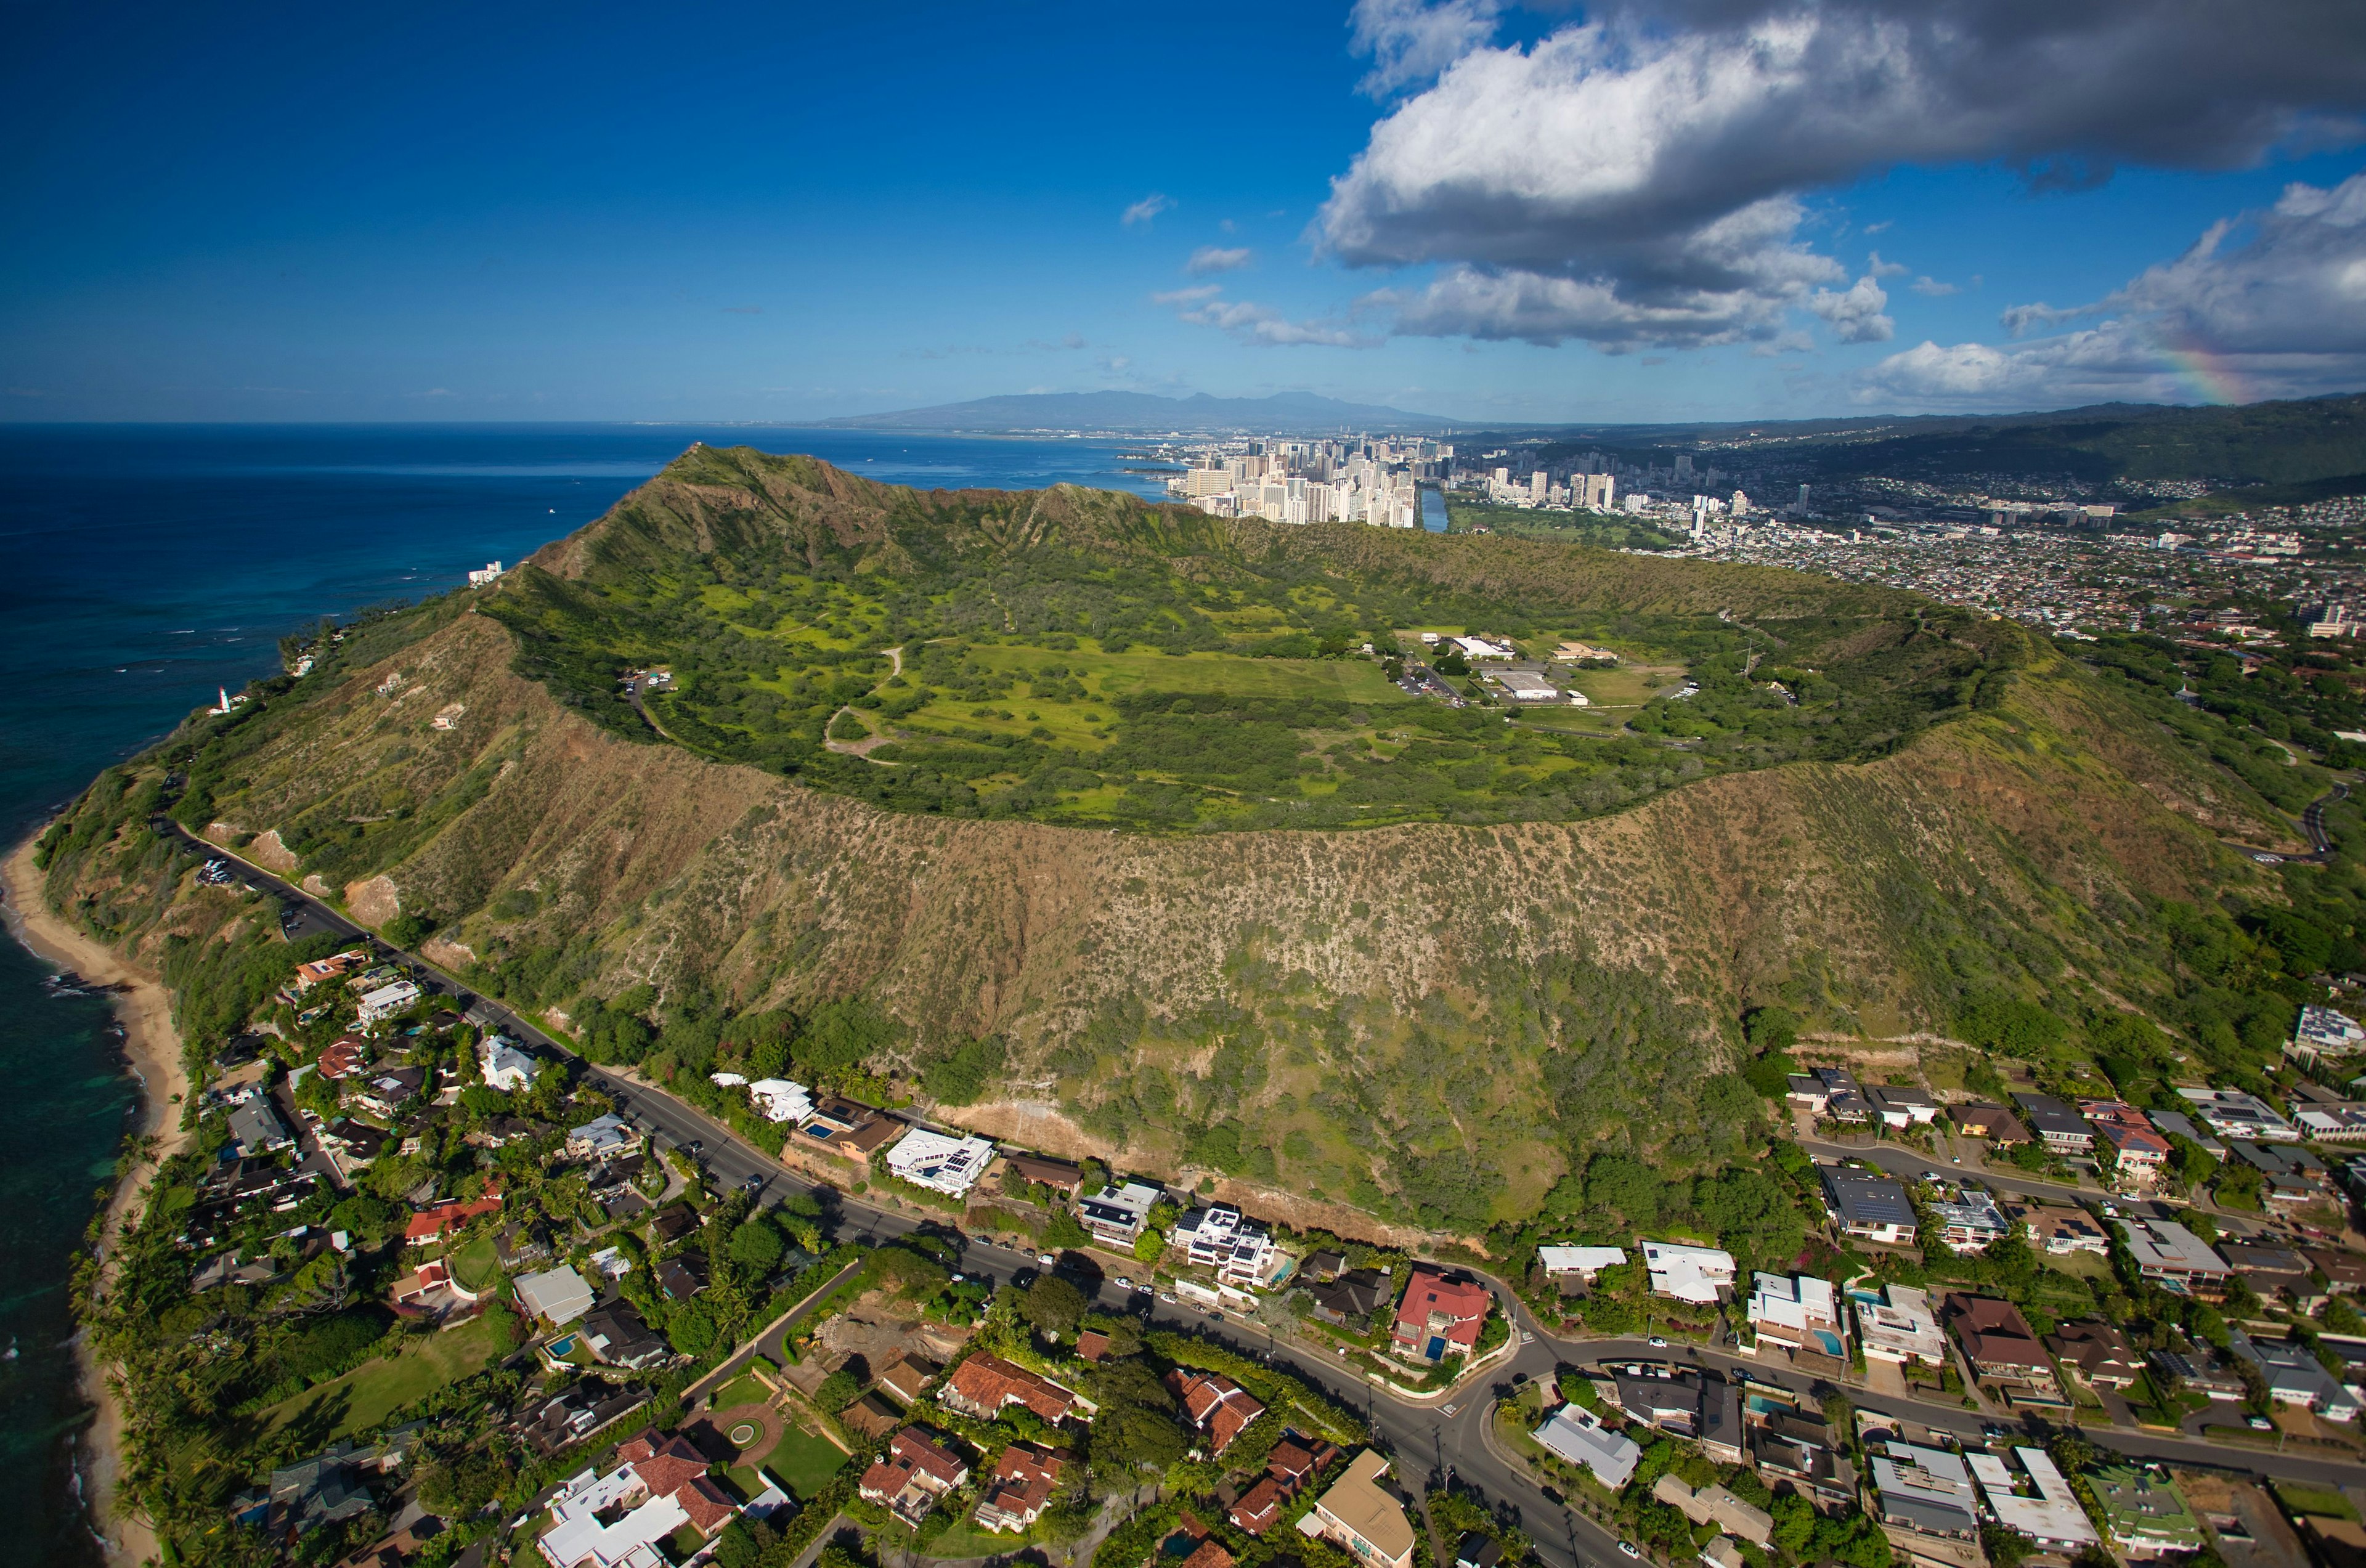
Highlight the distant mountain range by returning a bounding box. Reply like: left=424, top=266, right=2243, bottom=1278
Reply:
left=824, top=389, right=1461, bottom=433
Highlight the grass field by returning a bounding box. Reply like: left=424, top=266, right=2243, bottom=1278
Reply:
left=258, top=1309, right=507, bottom=1442
left=729, top=1421, right=847, bottom=1501
left=919, top=1514, right=1040, bottom=1559
left=449, top=1231, right=502, bottom=1293
left=711, top=1371, right=773, bottom=1410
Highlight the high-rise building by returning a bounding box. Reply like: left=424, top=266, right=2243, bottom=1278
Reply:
left=1531, top=471, right=1548, bottom=500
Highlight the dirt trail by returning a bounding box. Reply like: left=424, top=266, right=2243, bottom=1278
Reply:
left=824, top=645, right=904, bottom=760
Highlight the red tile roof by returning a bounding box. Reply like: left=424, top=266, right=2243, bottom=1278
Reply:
left=1392, top=1266, right=1491, bottom=1351
left=403, top=1192, right=503, bottom=1244
left=1230, top=1477, right=1285, bottom=1535
left=860, top=1426, right=969, bottom=1502
left=1165, top=1370, right=1266, bottom=1455
left=945, top=1354, right=1080, bottom=1423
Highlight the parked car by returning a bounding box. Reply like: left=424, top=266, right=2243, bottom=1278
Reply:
left=1619, top=1543, right=1641, bottom=1560
left=1646, top=1336, right=1669, bottom=1349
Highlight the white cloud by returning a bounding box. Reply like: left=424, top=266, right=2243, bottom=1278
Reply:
left=1808, top=274, right=1895, bottom=343
left=1867, top=252, right=1908, bottom=279
left=1863, top=171, right=2366, bottom=406
left=1121, top=193, right=1175, bottom=227
left=1909, top=276, right=1959, bottom=296
left=1157, top=286, right=1375, bottom=347
left=1186, top=246, right=1254, bottom=275
left=1348, top=0, right=1502, bottom=97
left=1317, top=0, right=2366, bottom=353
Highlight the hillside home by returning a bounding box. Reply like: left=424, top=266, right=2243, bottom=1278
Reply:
left=2012, top=1094, right=2094, bottom=1154
left=1948, top=1103, right=2031, bottom=1147
left=514, top=1264, right=595, bottom=1326
left=1821, top=1168, right=1918, bottom=1246
left=1176, top=1203, right=1287, bottom=1287
left=884, top=1127, right=996, bottom=1197
left=2082, top=1102, right=2171, bottom=1180
left=2118, top=1217, right=2231, bottom=1298
left=2292, top=1004, right=2366, bottom=1060
left=2217, top=1241, right=2313, bottom=1302
left=227, top=1098, right=294, bottom=1158
left=1925, top=1186, right=2011, bottom=1253
left=1307, top=1450, right=1417, bottom=1568
left=1651, top=1476, right=1773, bottom=1548
left=794, top=1097, right=903, bottom=1155
left=1079, top=1180, right=1163, bottom=1245
left=356, top=979, right=421, bottom=1025
left=1746, top=1409, right=1856, bottom=1514
left=858, top=1428, right=970, bottom=1525
left=2179, top=1086, right=2299, bottom=1144
left=291, top=949, right=371, bottom=993
left=1390, top=1265, right=1492, bottom=1364
left=1746, top=1273, right=1845, bottom=1360
left=746, top=1078, right=813, bottom=1124
left=1606, top=1367, right=1743, bottom=1461
left=565, top=1113, right=637, bottom=1160
left=317, top=1036, right=370, bottom=1079
left=1866, top=1085, right=1940, bottom=1128
left=1869, top=1442, right=1980, bottom=1540
left=1853, top=1283, right=1947, bottom=1366
left=479, top=1037, right=536, bottom=1092
left=2009, top=1201, right=2108, bottom=1256
left=403, top=1192, right=502, bottom=1246
left=2230, top=1330, right=2364, bottom=1421
left=1964, top=1448, right=2099, bottom=1550
left=941, top=1354, right=1091, bottom=1424
left=580, top=1303, right=667, bottom=1370
left=354, top=1066, right=426, bottom=1117
left=1166, top=1369, right=1266, bottom=1455
left=1537, top=1246, right=1627, bottom=1287
left=2091, top=1465, right=2205, bottom=1557
left=1943, top=1294, right=2061, bottom=1402
left=1641, top=1241, right=1737, bottom=1303
left=2045, top=1321, right=2140, bottom=1389
left=2145, top=1109, right=2224, bottom=1157
left=1310, top=1267, right=1392, bottom=1326
left=1001, top=1154, right=1084, bottom=1196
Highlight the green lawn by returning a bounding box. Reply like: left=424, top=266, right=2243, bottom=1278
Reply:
left=449, top=1231, right=502, bottom=1293
left=258, top=1309, right=508, bottom=1442
left=730, top=1422, right=847, bottom=1501
left=711, top=1371, right=773, bottom=1410
left=919, top=1513, right=1039, bottom=1559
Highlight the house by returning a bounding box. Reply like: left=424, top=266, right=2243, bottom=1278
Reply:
left=1948, top=1103, right=2031, bottom=1146
left=2118, top=1217, right=2231, bottom=1297
left=316, top=1118, right=391, bottom=1172
left=1307, top=1450, right=1416, bottom=1568
left=317, top=1035, right=370, bottom=1079
left=2217, top=1241, right=2313, bottom=1301
left=404, top=1192, right=502, bottom=1246
left=1159, top=1514, right=1237, bottom=1568
left=1166, top=1370, right=1266, bottom=1455
left=1175, top=1204, right=1286, bottom=1287
left=2291, top=1102, right=2366, bottom=1142
left=2228, top=1140, right=2333, bottom=1204
left=539, top=1429, right=740, bottom=1567
left=2179, top=1086, right=2301, bottom=1144
left=2090, top=1465, right=2205, bottom=1557
left=1747, top=1273, right=1845, bottom=1360
left=1854, top=1283, right=1947, bottom=1366
left=941, top=1354, right=1091, bottom=1424
left=2009, top=1201, right=2109, bottom=1256
left=389, top=1258, right=480, bottom=1317
left=2083, top=1102, right=2171, bottom=1180
left=1002, top=1154, right=1085, bottom=1196
left=2306, top=1246, right=2366, bottom=1294
left=1455, top=1535, right=1503, bottom=1568
left=1231, top=1477, right=1288, bottom=1535
left=1532, top=1405, right=1643, bottom=1489
left=1079, top=1180, right=1164, bottom=1245
left=243, top=1444, right=376, bottom=1539
left=1641, top=1241, right=1737, bottom=1304
left=1389, top=1266, right=1492, bottom=1364
left=649, top=1203, right=702, bottom=1245
left=1303, top=1250, right=1348, bottom=1283
left=746, top=1078, right=813, bottom=1124
left=884, top=1127, right=996, bottom=1196
left=291, top=949, right=371, bottom=993
left=566, top=1113, right=638, bottom=1160
left=356, top=979, right=423, bottom=1025
left=1925, top=1186, right=2011, bottom=1253
left=2147, top=1349, right=2247, bottom=1402
left=1821, top=1168, right=1918, bottom=1246
left=1963, top=1448, right=2099, bottom=1550
left=479, top=1036, right=537, bottom=1092
left=514, top=1264, right=596, bottom=1326
left=1746, top=1410, right=1856, bottom=1514
left=354, top=1066, right=426, bottom=1117
left=227, top=1097, right=294, bottom=1157
left=516, top=1381, right=651, bottom=1460
left=841, top=1394, right=901, bottom=1440
left=1537, top=1246, right=1628, bottom=1286
left=1866, top=1085, right=1940, bottom=1128
left=2230, top=1330, right=2363, bottom=1421
left=975, top=1444, right=1064, bottom=1533
left=1310, top=1268, right=1392, bottom=1326
left=858, top=1428, right=971, bottom=1525
left=1076, top=1329, right=1110, bottom=1362
left=496, top=1222, right=551, bottom=1270
left=2145, top=1109, right=2224, bottom=1158
left=1869, top=1442, right=1980, bottom=1539
left=580, top=1303, right=668, bottom=1370
left=794, top=1096, right=903, bottom=1155
left=1790, top=1065, right=1874, bottom=1123
left=655, top=1254, right=709, bottom=1301
left=1652, top=1475, right=1774, bottom=1548
left=1606, top=1367, right=1744, bottom=1461
left=1943, top=1294, right=2060, bottom=1401
left=2292, top=1004, right=2366, bottom=1060
left=1267, top=1436, right=1341, bottom=1493
left=2046, top=1321, right=2141, bottom=1389
left=2012, top=1094, right=2095, bottom=1154
left=876, top=1353, right=938, bottom=1406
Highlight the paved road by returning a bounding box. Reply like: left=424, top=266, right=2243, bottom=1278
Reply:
left=2304, top=784, right=2350, bottom=858
left=164, top=822, right=2366, bottom=1567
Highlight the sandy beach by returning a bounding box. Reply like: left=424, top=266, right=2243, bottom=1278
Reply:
left=1, top=832, right=188, bottom=1568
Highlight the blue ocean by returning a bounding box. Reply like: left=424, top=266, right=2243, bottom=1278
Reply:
left=0, top=423, right=1179, bottom=1564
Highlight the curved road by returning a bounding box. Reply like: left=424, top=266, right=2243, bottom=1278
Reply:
left=166, top=821, right=2366, bottom=1568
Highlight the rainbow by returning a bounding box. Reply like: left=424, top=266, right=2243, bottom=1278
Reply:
left=2151, top=330, right=2251, bottom=406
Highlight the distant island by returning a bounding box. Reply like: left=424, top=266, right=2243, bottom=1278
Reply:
left=824, top=389, right=1460, bottom=434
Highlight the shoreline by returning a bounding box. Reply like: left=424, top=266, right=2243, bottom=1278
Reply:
left=1, top=831, right=189, bottom=1568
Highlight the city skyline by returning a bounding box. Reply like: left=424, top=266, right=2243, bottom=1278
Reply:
left=4, top=0, right=2364, bottom=425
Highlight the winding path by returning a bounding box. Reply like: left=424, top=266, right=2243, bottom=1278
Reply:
left=824, top=645, right=903, bottom=761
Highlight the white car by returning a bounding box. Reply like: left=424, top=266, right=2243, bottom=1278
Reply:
left=1619, top=1543, right=1642, bottom=1560
left=1647, top=1336, right=1669, bottom=1349
left=1038, top=1253, right=1057, bottom=1267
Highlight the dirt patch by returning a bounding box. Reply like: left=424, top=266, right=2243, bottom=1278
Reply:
left=246, top=830, right=300, bottom=872
left=346, top=875, right=400, bottom=925
left=423, top=935, right=477, bottom=967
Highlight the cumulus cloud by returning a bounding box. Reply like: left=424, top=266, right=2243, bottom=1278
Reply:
left=1121, top=193, right=1174, bottom=226
left=1864, top=171, right=2366, bottom=405
left=1155, top=286, right=1375, bottom=347
left=1866, top=252, right=1908, bottom=279
left=1349, top=0, right=1503, bottom=97
left=1909, top=276, right=1960, bottom=296
left=1187, top=246, right=1254, bottom=275
left=1320, top=0, right=2366, bottom=352
left=1808, top=274, right=1895, bottom=343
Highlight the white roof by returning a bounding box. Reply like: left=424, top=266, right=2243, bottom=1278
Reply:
left=1641, top=1241, right=1735, bottom=1304
left=2119, top=1217, right=2229, bottom=1275
left=1539, top=1246, right=1627, bottom=1274
left=515, top=1265, right=595, bottom=1326
left=747, top=1078, right=815, bottom=1123
left=1748, top=1272, right=1838, bottom=1328
left=1533, top=1406, right=1641, bottom=1489
left=542, top=1460, right=693, bottom=1568
left=709, top=1072, right=749, bottom=1087
left=884, top=1126, right=996, bottom=1195
left=1964, top=1450, right=2100, bottom=1546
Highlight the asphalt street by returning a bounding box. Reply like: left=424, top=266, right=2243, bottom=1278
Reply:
left=170, top=823, right=2366, bottom=1568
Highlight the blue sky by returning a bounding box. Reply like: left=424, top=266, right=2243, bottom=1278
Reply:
left=5, top=0, right=2364, bottom=424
